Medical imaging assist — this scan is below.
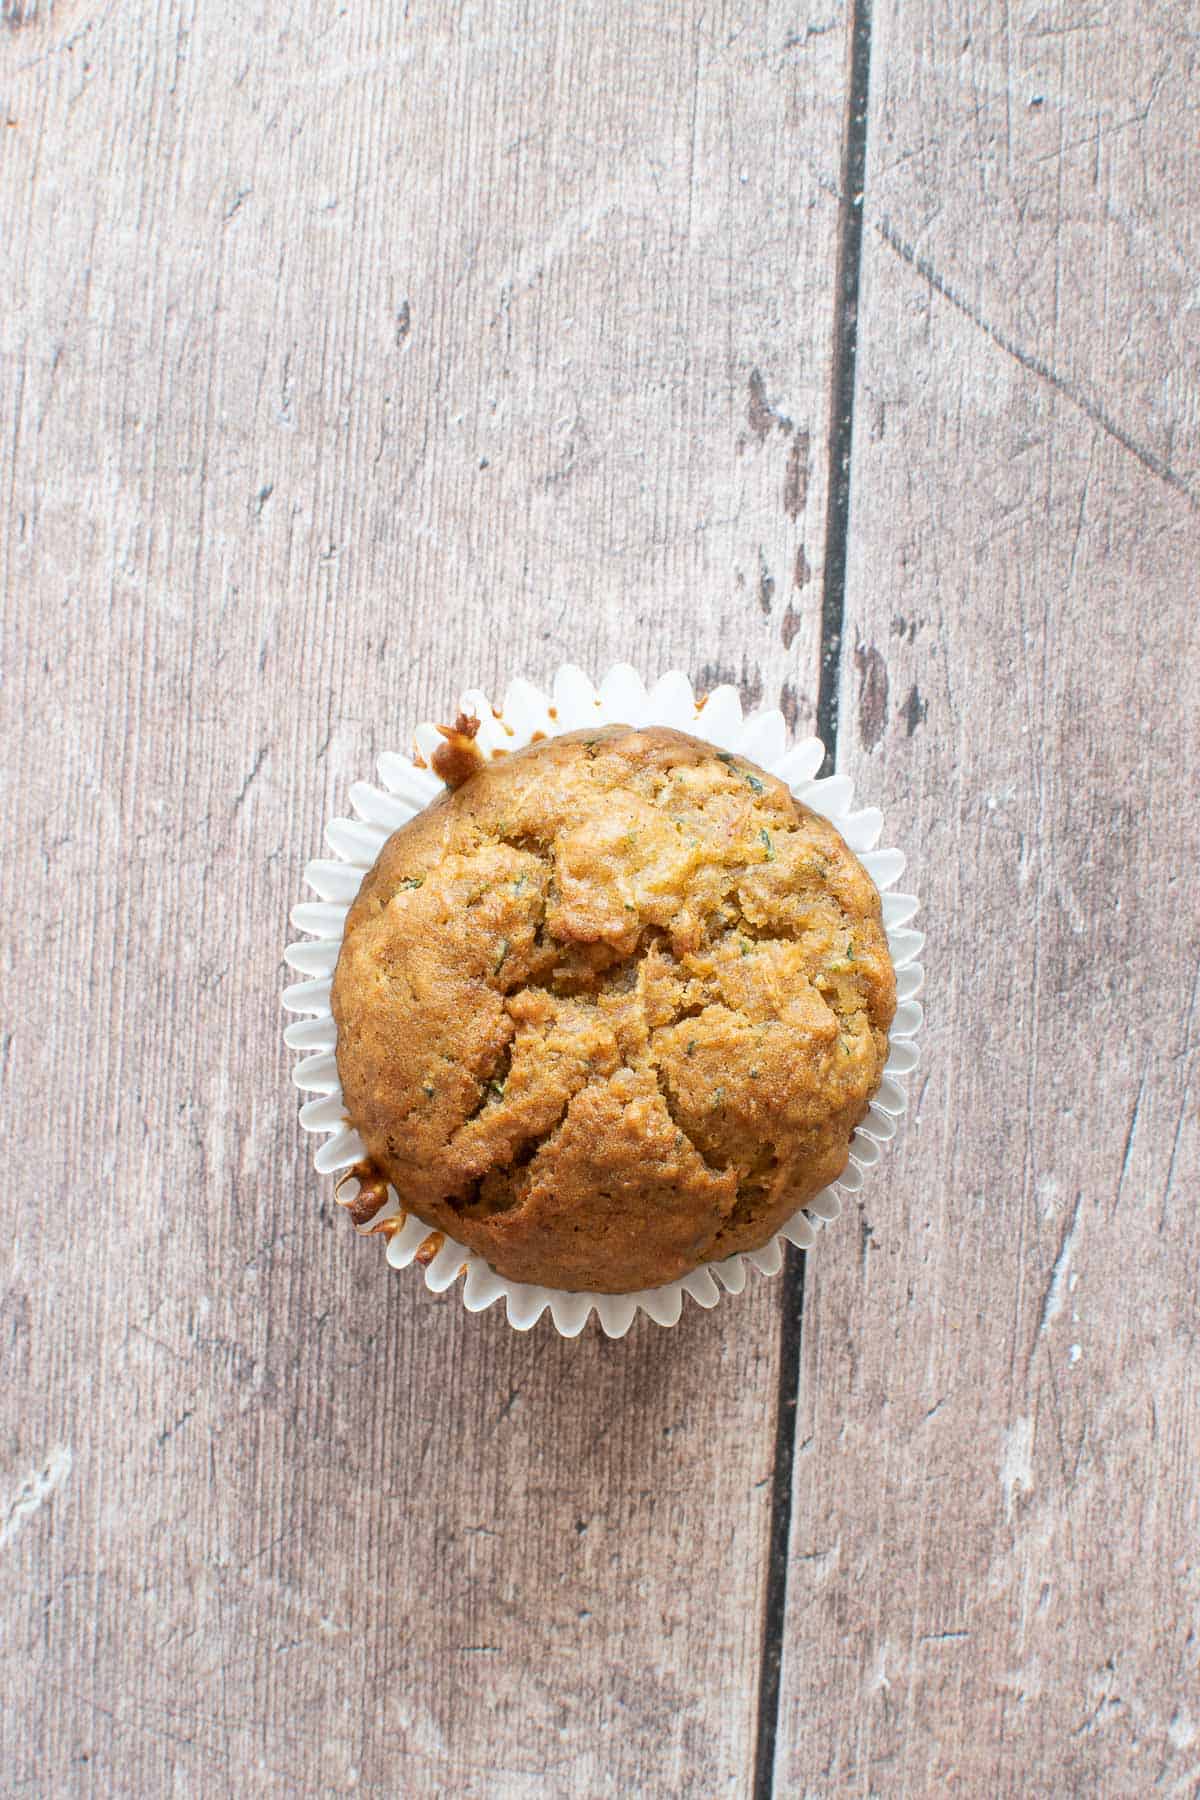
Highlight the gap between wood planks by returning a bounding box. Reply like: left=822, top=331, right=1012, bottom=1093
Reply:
left=753, top=4, right=875, bottom=1795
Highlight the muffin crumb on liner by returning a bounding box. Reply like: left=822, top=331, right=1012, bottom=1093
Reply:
left=283, top=664, right=923, bottom=1339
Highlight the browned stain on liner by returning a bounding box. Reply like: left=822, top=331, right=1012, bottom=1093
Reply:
left=415, top=1231, right=446, bottom=1267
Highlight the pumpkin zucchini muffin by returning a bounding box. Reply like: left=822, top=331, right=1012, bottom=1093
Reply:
left=332, top=724, right=895, bottom=1293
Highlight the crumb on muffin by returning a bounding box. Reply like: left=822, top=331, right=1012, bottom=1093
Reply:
left=331, top=725, right=896, bottom=1293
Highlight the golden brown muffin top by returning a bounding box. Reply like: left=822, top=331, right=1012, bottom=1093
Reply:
left=332, top=725, right=895, bottom=1293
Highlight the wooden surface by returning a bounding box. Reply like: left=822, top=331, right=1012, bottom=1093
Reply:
left=780, top=3, right=1200, bottom=1795
left=0, top=3, right=1196, bottom=1797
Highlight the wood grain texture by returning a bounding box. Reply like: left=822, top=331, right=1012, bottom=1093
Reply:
left=777, top=2, right=1200, bottom=1793
left=0, top=3, right=848, bottom=1795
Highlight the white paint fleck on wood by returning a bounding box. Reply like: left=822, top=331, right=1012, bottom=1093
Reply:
left=0, top=1449, right=74, bottom=1551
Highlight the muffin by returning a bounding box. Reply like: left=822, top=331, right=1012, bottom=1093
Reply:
left=331, top=723, right=895, bottom=1293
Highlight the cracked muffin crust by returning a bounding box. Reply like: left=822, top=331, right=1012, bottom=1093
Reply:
left=331, top=724, right=896, bottom=1293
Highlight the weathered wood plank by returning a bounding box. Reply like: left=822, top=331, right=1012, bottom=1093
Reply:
left=0, top=3, right=848, bottom=1793
left=776, top=3, right=1200, bottom=1792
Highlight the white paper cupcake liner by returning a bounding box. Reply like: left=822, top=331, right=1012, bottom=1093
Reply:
left=283, top=665, right=923, bottom=1338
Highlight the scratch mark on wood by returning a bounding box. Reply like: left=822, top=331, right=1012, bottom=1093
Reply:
left=1001, top=1415, right=1034, bottom=1520
left=877, top=217, right=1199, bottom=512
left=1035, top=1191, right=1082, bottom=1342
left=496, top=1387, right=521, bottom=1426
left=1158, top=1087, right=1193, bottom=1235
left=1159, top=958, right=1199, bottom=1230
left=793, top=544, right=812, bottom=589
left=782, top=21, right=838, bottom=49
left=794, top=1542, right=839, bottom=1569
left=232, top=745, right=269, bottom=811
left=1072, top=1660, right=1121, bottom=1737
left=237, top=1525, right=301, bottom=1573
left=1024, top=13, right=1108, bottom=36
left=157, top=1409, right=195, bottom=1448
left=1113, top=1070, right=1146, bottom=1215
